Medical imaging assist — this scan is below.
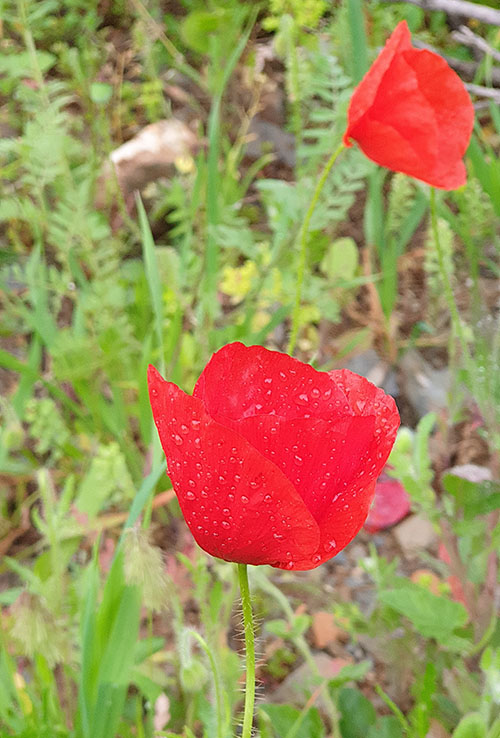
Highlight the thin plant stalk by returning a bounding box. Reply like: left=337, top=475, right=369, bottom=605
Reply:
left=288, top=142, right=345, bottom=355
left=189, top=630, right=226, bottom=738
left=237, top=563, right=255, bottom=738
left=429, top=188, right=472, bottom=367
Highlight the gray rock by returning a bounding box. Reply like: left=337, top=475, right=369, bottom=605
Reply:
left=393, top=514, right=438, bottom=555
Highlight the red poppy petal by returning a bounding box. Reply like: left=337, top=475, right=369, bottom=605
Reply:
left=232, top=414, right=375, bottom=520
left=148, top=365, right=320, bottom=568
left=404, top=49, right=474, bottom=162
left=364, top=473, right=411, bottom=533
left=343, top=21, right=412, bottom=146
left=343, top=20, right=473, bottom=189
left=193, top=342, right=351, bottom=423
left=224, top=370, right=399, bottom=569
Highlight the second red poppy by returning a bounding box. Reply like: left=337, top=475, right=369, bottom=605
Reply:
left=343, top=21, right=474, bottom=190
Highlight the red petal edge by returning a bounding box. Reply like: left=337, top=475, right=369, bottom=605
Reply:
left=148, top=365, right=320, bottom=569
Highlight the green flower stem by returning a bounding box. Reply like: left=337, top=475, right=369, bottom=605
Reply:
left=288, top=142, right=346, bottom=355
left=237, top=563, right=256, bottom=738
left=429, top=187, right=472, bottom=367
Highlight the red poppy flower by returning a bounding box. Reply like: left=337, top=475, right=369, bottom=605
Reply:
left=148, top=343, right=399, bottom=570
left=343, top=21, right=474, bottom=190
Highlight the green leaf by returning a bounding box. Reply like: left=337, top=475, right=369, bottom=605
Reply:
left=181, top=10, right=229, bottom=55
left=368, top=716, right=404, bottom=738
left=379, top=582, right=468, bottom=647
left=259, top=703, right=325, bottom=738
left=90, top=82, right=113, bottom=105
left=452, top=713, right=487, bottom=738
left=328, top=660, right=371, bottom=690
left=320, top=237, right=358, bottom=282
left=338, top=688, right=376, bottom=738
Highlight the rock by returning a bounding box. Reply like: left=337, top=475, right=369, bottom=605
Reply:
left=311, top=611, right=345, bottom=649
left=270, top=652, right=352, bottom=706
left=246, top=116, right=296, bottom=167
left=393, top=514, right=438, bottom=555
left=96, top=118, right=199, bottom=210
left=426, top=719, right=450, bottom=738
left=346, top=349, right=398, bottom=396
left=445, top=463, right=492, bottom=483
left=399, top=349, right=450, bottom=418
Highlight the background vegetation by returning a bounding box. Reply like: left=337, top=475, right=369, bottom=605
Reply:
left=0, top=0, right=499, bottom=736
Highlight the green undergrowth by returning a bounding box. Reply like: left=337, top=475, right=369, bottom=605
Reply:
left=0, top=0, right=499, bottom=736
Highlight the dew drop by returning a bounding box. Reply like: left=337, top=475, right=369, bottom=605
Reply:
left=294, top=455, right=303, bottom=466
left=188, top=479, right=195, bottom=488
left=221, top=520, right=230, bottom=530
left=273, top=532, right=284, bottom=540
left=311, top=554, right=321, bottom=564
left=186, top=491, right=195, bottom=500
left=264, top=377, right=273, bottom=384
left=249, top=474, right=263, bottom=490
left=311, top=387, right=321, bottom=398
left=172, top=433, right=183, bottom=446
left=222, top=508, right=230, bottom=516
left=323, top=539, right=336, bottom=552
left=263, top=494, right=272, bottom=503
left=285, top=561, right=295, bottom=569
left=180, top=424, right=189, bottom=435
left=241, top=495, right=249, bottom=504
left=228, top=493, right=235, bottom=502
left=194, top=437, right=201, bottom=448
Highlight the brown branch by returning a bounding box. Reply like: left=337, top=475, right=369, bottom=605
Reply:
left=452, top=25, right=500, bottom=64
left=382, top=0, right=500, bottom=25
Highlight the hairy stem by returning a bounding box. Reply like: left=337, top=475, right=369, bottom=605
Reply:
left=238, top=563, right=255, bottom=738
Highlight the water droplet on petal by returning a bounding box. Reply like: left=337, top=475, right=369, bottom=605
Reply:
left=311, top=553, right=321, bottom=564
left=186, top=491, right=195, bottom=500
left=241, top=495, right=249, bottom=504
left=249, top=474, right=263, bottom=490
left=264, top=494, right=272, bottom=503
left=172, top=434, right=183, bottom=446
left=180, top=424, right=189, bottom=435
left=221, top=520, right=230, bottom=530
